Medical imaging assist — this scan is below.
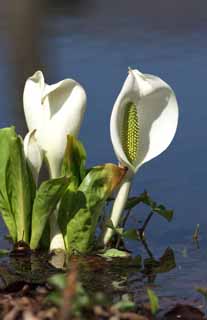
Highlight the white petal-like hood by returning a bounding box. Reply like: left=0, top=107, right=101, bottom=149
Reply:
left=23, top=71, right=45, bottom=131
left=110, top=69, right=179, bottom=172
left=37, top=79, right=86, bottom=178
left=23, top=71, right=87, bottom=178
left=24, top=129, right=43, bottom=184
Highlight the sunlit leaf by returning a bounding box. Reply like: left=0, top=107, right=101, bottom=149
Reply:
left=0, top=128, right=17, bottom=242
left=7, top=133, right=33, bottom=243
left=59, top=164, right=126, bottom=253
left=61, top=135, right=86, bottom=189
left=99, top=248, right=131, bottom=258
left=58, top=190, right=87, bottom=251
left=30, top=177, right=69, bottom=249
left=147, top=288, right=159, bottom=315
left=0, top=127, right=34, bottom=243
left=112, top=294, right=136, bottom=312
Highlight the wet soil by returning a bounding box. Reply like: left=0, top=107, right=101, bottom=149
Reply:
left=0, top=251, right=206, bottom=319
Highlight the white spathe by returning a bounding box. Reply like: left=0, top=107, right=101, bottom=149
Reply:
left=110, top=69, right=179, bottom=173
left=24, top=129, right=43, bottom=185
left=103, top=68, right=179, bottom=245
left=23, top=70, right=87, bottom=251
left=23, top=70, right=87, bottom=178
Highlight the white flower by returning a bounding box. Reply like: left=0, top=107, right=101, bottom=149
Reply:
left=23, top=70, right=87, bottom=251
left=24, top=129, right=43, bottom=185
left=23, top=70, right=87, bottom=179
left=102, top=68, right=179, bottom=245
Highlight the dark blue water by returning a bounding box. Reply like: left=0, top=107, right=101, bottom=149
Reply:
left=0, top=0, right=207, bottom=304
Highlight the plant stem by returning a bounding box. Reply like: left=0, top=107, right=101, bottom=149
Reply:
left=138, top=211, right=154, bottom=239
left=140, top=236, right=154, bottom=259
left=101, top=175, right=132, bottom=246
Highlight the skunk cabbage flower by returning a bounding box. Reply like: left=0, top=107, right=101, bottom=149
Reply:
left=103, top=68, right=179, bottom=245
left=23, top=70, right=87, bottom=179
left=23, top=71, right=87, bottom=251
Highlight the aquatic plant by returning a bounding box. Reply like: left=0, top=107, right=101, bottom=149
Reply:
left=0, top=68, right=178, bottom=257
left=102, top=68, right=179, bottom=245
left=0, top=127, right=69, bottom=245
left=23, top=70, right=86, bottom=179
left=23, top=71, right=87, bottom=250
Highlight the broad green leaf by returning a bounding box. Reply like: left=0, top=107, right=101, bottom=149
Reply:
left=59, top=164, right=126, bottom=253
left=58, top=190, right=87, bottom=251
left=7, top=132, right=33, bottom=243
left=147, top=288, right=159, bottom=315
left=61, top=135, right=86, bottom=189
left=30, top=177, right=69, bottom=249
left=0, top=128, right=17, bottom=241
left=0, top=127, right=33, bottom=243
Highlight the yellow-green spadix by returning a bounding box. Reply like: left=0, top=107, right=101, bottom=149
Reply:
left=23, top=70, right=87, bottom=251
left=102, top=68, right=179, bottom=245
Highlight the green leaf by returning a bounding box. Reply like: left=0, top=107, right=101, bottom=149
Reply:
left=113, top=294, right=136, bottom=312
left=61, top=135, right=86, bottom=189
left=7, top=133, right=34, bottom=243
left=30, top=177, right=69, bottom=249
left=46, top=291, right=62, bottom=306
left=48, top=273, right=66, bottom=290
left=105, top=218, right=115, bottom=230
left=0, top=249, right=9, bottom=256
left=58, top=164, right=126, bottom=253
left=143, top=247, right=176, bottom=275
left=0, top=127, right=34, bottom=243
left=99, top=248, right=131, bottom=258
left=58, top=190, right=87, bottom=251
left=0, top=128, right=17, bottom=242
left=147, top=288, right=159, bottom=315
left=126, top=191, right=173, bottom=222
left=125, top=195, right=143, bottom=210
left=123, top=228, right=139, bottom=241
left=153, top=205, right=173, bottom=222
